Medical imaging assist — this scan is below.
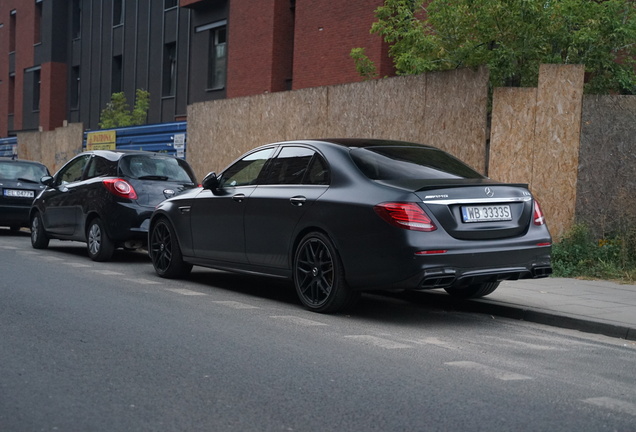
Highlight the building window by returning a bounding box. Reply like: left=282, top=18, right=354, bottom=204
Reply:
left=207, top=26, right=226, bottom=90
left=32, top=69, right=41, bottom=112
left=35, top=1, right=43, bottom=44
left=72, top=0, right=81, bottom=39
left=162, top=42, right=177, bottom=97
left=113, top=0, right=124, bottom=26
left=71, top=66, right=81, bottom=109
left=9, top=10, right=16, bottom=53
left=112, top=56, right=123, bottom=93
left=8, top=75, right=15, bottom=115
left=164, top=0, right=178, bottom=9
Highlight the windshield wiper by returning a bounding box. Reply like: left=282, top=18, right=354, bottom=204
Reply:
left=17, top=177, right=39, bottom=184
left=137, top=175, right=169, bottom=181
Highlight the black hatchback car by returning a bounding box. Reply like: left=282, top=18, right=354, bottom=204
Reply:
left=30, top=150, right=198, bottom=261
left=0, top=159, right=50, bottom=231
left=148, top=139, right=552, bottom=313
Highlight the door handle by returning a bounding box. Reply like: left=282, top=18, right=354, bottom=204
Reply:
left=290, top=196, right=306, bottom=207
left=232, top=194, right=246, bottom=203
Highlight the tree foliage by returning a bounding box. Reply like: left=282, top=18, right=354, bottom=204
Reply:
left=98, top=89, right=150, bottom=129
left=352, top=0, right=636, bottom=93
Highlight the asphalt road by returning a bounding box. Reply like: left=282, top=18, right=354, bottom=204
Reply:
left=1, top=230, right=635, bottom=432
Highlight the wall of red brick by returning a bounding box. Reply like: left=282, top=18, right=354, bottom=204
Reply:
left=292, top=0, right=393, bottom=90
left=40, top=62, right=67, bottom=132
left=227, top=0, right=295, bottom=98
left=0, top=1, right=37, bottom=135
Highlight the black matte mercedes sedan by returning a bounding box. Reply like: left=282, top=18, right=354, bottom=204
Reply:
left=0, top=159, right=50, bottom=231
left=30, top=150, right=197, bottom=261
left=149, top=139, right=552, bottom=313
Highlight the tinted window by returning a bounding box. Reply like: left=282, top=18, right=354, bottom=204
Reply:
left=350, top=147, right=483, bottom=180
left=86, top=156, right=114, bottom=179
left=119, top=155, right=196, bottom=183
left=57, top=155, right=91, bottom=185
left=0, top=161, right=48, bottom=182
left=305, top=154, right=330, bottom=185
left=219, top=148, right=275, bottom=188
left=264, top=147, right=315, bottom=185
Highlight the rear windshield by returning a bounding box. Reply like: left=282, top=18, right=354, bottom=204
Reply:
left=350, top=147, right=483, bottom=180
left=0, top=161, right=49, bottom=183
left=119, top=155, right=196, bottom=183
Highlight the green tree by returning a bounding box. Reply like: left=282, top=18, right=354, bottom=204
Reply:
left=352, top=0, right=636, bottom=93
left=98, top=89, right=151, bottom=129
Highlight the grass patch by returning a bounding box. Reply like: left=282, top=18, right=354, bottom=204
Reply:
left=552, top=224, right=636, bottom=283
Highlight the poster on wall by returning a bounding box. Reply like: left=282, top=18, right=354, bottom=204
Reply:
left=86, top=130, right=117, bottom=151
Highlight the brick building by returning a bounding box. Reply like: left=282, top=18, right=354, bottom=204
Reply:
left=0, top=0, right=394, bottom=138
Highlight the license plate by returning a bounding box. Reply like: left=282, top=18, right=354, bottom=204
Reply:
left=462, top=205, right=512, bottom=223
left=3, top=189, right=35, bottom=198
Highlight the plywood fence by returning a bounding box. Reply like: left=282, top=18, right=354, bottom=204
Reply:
left=490, top=64, right=586, bottom=239
left=186, top=67, right=490, bottom=178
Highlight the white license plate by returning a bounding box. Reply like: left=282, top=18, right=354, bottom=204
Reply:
left=3, top=189, right=35, bottom=198
left=462, top=205, right=512, bottom=223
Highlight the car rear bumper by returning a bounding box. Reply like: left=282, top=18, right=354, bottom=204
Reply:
left=346, top=243, right=552, bottom=291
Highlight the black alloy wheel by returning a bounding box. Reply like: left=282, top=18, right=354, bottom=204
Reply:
left=30, top=212, right=49, bottom=249
left=444, top=281, right=500, bottom=299
left=86, top=218, right=115, bottom=262
left=293, top=232, right=359, bottom=313
left=150, top=218, right=192, bottom=278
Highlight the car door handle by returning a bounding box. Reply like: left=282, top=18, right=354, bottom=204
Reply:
left=290, top=196, right=306, bottom=207
left=232, top=194, right=246, bottom=203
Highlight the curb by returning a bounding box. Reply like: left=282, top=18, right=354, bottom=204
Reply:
left=401, top=291, right=636, bottom=341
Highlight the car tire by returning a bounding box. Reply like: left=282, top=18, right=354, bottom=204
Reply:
left=293, top=232, right=359, bottom=313
left=86, top=218, right=115, bottom=262
left=149, top=218, right=193, bottom=278
left=30, top=212, right=49, bottom=249
left=444, top=281, right=500, bottom=299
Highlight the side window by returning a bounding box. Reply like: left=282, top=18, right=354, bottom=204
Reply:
left=219, top=148, right=275, bottom=188
left=85, top=156, right=112, bottom=179
left=57, top=155, right=90, bottom=185
left=305, top=154, right=330, bottom=185
left=264, top=147, right=315, bottom=185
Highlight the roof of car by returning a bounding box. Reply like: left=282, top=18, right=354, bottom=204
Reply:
left=83, top=149, right=175, bottom=161
left=287, top=138, right=438, bottom=150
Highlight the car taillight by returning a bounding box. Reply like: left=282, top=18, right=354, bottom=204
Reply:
left=102, top=178, right=138, bottom=200
left=374, top=202, right=436, bottom=232
left=533, top=200, right=545, bottom=226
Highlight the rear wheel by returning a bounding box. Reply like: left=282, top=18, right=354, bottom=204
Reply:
left=150, top=218, right=192, bottom=278
left=293, top=232, right=359, bottom=313
left=30, top=212, right=49, bottom=249
left=86, top=218, right=115, bottom=262
left=444, top=282, right=500, bottom=299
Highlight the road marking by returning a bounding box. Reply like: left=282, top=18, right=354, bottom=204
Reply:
left=211, top=300, right=258, bottom=309
left=0, top=245, right=18, bottom=250
left=166, top=288, right=206, bottom=296
left=41, top=256, right=64, bottom=262
left=270, top=316, right=328, bottom=326
left=93, top=270, right=124, bottom=276
left=409, top=337, right=458, bottom=350
left=345, top=335, right=412, bottom=349
left=18, top=250, right=40, bottom=255
left=124, top=278, right=162, bottom=285
left=445, top=361, right=532, bottom=381
left=66, top=262, right=92, bottom=268
left=583, top=397, right=636, bottom=416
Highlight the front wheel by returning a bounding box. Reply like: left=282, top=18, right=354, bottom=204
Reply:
left=86, top=218, right=115, bottom=262
left=293, top=232, right=359, bottom=313
left=444, top=282, right=500, bottom=299
left=149, top=218, right=192, bottom=278
left=30, top=212, right=49, bottom=249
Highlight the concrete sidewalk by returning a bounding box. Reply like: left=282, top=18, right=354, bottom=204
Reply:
left=458, top=277, right=636, bottom=340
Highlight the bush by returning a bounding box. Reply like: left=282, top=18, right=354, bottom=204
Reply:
left=552, top=224, right=636, bottom=282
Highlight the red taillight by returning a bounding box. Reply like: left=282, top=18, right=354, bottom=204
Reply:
left=374, top=202, right=436, bottom=232
left=533, top=200, right=545, bottom=226
left=415, top=250, right=447, bottom=255
left=102, top=178, right=138, bottom=200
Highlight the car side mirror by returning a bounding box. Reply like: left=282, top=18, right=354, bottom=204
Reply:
left=202, top=172, right=219, bottom=191
left=40, top=175, right=54, bottom=187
